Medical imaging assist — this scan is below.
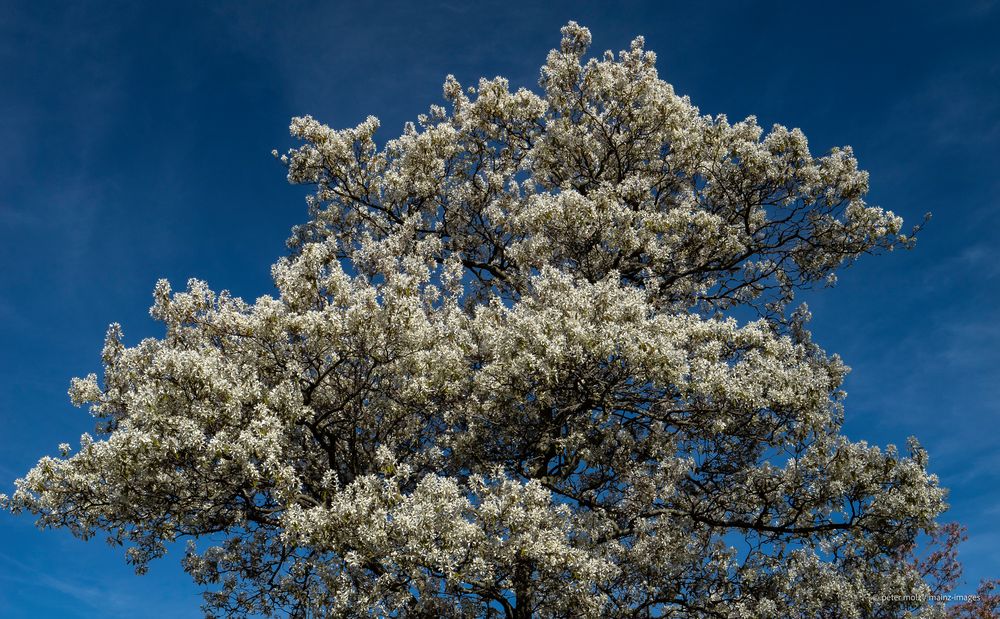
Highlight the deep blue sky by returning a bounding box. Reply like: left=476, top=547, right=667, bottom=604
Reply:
left=1, top=1, right=997, bottom=616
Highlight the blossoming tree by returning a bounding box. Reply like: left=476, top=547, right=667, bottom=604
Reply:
left=6, top=23, right=954, bottom=618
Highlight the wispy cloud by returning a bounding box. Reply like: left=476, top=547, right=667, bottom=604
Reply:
left=0, top=550, right=138, bottom=616
left=920, top=242, right=1000, bottom=288
left=966, top=0, right=998, bottom=17
left=890, top=62, right=1000, bottom=148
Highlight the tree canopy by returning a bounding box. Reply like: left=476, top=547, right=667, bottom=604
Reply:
left=5, top=23, right=951, bottom=618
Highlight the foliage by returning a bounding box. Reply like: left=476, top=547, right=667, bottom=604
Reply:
left=904, top=522, right=1000, bottom=618
left=5, top=23, right=953, bottom=618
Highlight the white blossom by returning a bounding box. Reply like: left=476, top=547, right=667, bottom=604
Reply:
left=6, top=22, right=941, bottom=618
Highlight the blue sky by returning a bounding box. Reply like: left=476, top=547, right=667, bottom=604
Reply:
left=1, top=1, right=997, bottom=615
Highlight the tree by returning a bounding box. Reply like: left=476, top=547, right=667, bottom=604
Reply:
left=4, top=22, right=952, bottom=618
left=903, top=522, right=1000, bottom=618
